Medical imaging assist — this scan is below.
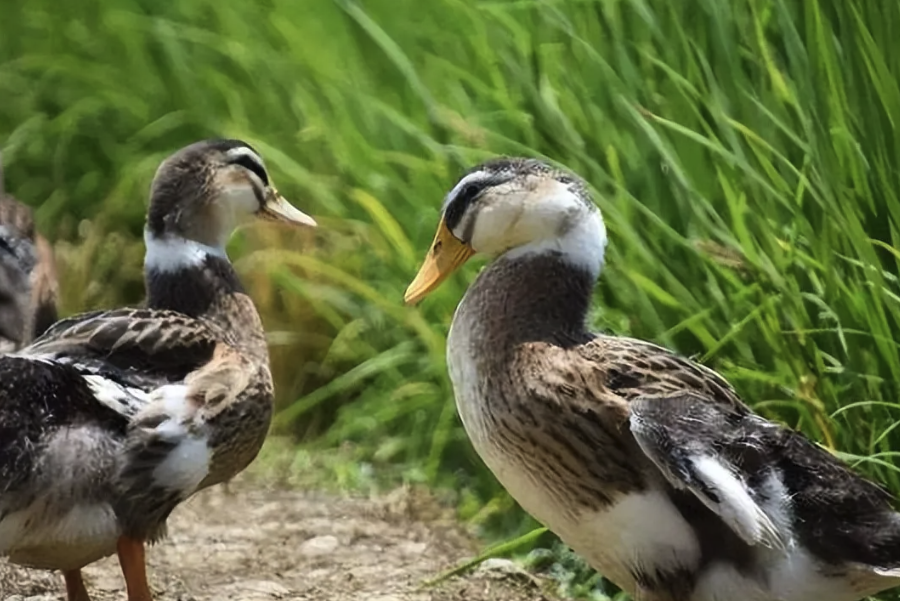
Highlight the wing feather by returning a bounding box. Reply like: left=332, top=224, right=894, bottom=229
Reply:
left=574, top=335, right=900, bottom=566
left=20, top=307, right=223, bottom=390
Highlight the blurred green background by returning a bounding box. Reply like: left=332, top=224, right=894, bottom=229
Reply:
left=4, top=0, right=900, bottom=598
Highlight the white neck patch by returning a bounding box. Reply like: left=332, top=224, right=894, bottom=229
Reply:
left=501, top=202, right=608, bottom=280
left=143, top=229, right=229, bottom=273
left=464, top=177, right=608, bottom=280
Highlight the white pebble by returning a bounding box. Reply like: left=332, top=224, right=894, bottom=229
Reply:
left=299, top=534, right=340, bottom=557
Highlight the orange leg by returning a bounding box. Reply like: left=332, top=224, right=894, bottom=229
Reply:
left=116, top=536, right=153, bottom=601
left=63, top=569, right=91, bottom=601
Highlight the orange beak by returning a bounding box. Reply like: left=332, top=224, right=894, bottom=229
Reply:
left=404, top=217, right=475, bottom=305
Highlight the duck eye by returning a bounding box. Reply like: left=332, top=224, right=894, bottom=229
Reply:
left=445, top=181, right=487, bottom=230
left=458, top=182, right=483, bottom=204
left=229, top=155, right=269, bottom=187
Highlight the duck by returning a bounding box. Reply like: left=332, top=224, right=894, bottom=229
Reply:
left=0, top=139, right=317, bottom=601
left=0, top=153, right=58, bottom=352
left=404, top=156, right=900, bottom=601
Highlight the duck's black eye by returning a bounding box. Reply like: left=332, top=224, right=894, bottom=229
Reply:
left=445, top=181, right=487, bottom=231
left=229, top=154, right=269, bottom=186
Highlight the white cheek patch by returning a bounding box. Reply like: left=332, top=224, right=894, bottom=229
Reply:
left=219, top=181, right=260, bottom=218
left=488, top=181, right=608, bottom=278
left=467, top=199, right=524, bottom=254
left=143, top=229, right=228, bottom=272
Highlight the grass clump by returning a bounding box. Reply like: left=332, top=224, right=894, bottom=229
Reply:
left=4, top=0, right=900, bottom=598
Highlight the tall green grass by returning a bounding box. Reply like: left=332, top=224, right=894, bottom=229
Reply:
left=4, top=0, right=900, bottom=598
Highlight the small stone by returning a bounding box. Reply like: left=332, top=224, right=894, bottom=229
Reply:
left=214, top=580, right=291, bottom=599
left=477, top=558, right=521, bottom=574
left=299, top=534, right=339, bottom=557
left=476, top=557, right=543, bottom=588
left=397, top=541, right=428, bottom=557
left=243, top=580, right=291, bottom=596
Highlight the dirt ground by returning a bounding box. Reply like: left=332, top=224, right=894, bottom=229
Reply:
left=0, top=473, right=558, bottom=601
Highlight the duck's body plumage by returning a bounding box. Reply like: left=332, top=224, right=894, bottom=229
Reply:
left=0, top=254, right=273, bottom=573
left=450, top=253, right=900, bottom=601
left=0, top=139, right=316, bottom=601
left=408, top=157, right=900, bottom=601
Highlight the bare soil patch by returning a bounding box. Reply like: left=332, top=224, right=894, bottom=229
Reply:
left=1, top=474, right=557, bottom=601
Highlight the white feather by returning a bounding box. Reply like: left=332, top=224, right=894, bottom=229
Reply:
left=151, top=435, right=210, bottom=496
left=143, top=229, right=228, bottom=272
left=81, top=374, right=150, bottom=417
left=691, top=455, right=785, bottom=549
left=692, top=546, right=868, bottom=601
left=152, top=384, right=194, bottom=417
left=143, top=384, right=210, bottom=496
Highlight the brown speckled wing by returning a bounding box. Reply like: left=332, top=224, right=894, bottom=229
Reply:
left=24, top=307, right=222, bottom=390
left=511, top=333, right=900, bottom=571
left=575, top=335, right=746, bottom=407
left=495, top=335, right=748, bottom=506
left=580, top=336, right=900, bottom=569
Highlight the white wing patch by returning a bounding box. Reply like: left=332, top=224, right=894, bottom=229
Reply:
left=82, top=374, right=150, bottom=417
left=689, top=456, right=786, bottom=549
left=142, top=384, right=211, bottom=497
left=152, top=384, right=195, bottom=419
left=151, top=435, right=210, bottom=497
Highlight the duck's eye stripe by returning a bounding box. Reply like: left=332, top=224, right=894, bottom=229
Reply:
left=445, top=181, right=489, bottom=231
left=230, top=155, right=269, bottom=186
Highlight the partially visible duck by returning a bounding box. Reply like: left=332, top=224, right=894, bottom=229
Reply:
left=0, top=153, right=58, bottom=351
left=0, top=139, right=316, bottom=601
left=405, top=157, right=900, bottom=601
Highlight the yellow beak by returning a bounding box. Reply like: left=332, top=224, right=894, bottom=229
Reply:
left=260, top=188, right=317, bottom=227
left=404, top=217, right=475, bottom=305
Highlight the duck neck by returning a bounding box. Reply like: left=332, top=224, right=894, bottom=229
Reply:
left=143, top=229, right=267, bottom=360
left=457, top=253, right=598, bottom=350
left=456, top=210, right=606, bottom=347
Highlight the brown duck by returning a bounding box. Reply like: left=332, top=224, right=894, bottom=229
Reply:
left=405, top=157, right=900, bottom=601
left=0, top=139, right=316, bottom=601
